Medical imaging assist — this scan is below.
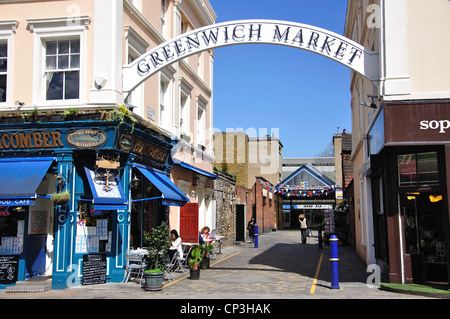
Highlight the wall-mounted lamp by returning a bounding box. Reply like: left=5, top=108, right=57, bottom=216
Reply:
left=205, top=194, right=211, bottom=200
left=360, top=95, right=378, bottom=109
left=132, top=174, right=140, bottom=188
left=190, top=190, right=196, bottom=198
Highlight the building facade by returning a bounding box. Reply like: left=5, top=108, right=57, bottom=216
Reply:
left=345, top=0, right=450, bottom=284
left=0, top=0, right=216, bottom=289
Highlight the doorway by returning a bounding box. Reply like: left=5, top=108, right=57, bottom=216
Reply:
left=400, top=192, right=447, bottom=283
left=236, top=204, right=245, bottom=242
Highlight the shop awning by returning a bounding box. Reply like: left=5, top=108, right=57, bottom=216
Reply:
left=133, top=163, right=189, bottom=206
left=0, top=157, right=56, bottom=206
left=173, top=160, right=218, bottom=179
left=84, top=167, right=128, bottom=211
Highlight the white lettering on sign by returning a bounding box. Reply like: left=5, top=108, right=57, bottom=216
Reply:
left=420, top=120, right=450, bottom=134
left=123, top=20, right=379, bottom=94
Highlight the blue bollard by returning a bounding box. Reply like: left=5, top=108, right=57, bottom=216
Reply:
left=254, top=223, right=258, bottom=248
left=330, top=235, right=340, bottom=289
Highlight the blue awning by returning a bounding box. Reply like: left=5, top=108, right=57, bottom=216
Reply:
left=133, top=163, right=189, bottom=206
left=0, top=157, right=56, bottom=205
left=84, top=167, right=128, bottom=211
left=173, top=160, right=218, bottom=179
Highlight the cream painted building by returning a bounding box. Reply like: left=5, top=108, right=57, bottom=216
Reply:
left=345, top=0, right=450, bottom=284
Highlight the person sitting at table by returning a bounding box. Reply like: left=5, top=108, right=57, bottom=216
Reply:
left=169, top=229, right=183, bottom=260
left=200, top=226, right=212, bottom=244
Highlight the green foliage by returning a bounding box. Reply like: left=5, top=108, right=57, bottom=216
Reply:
left=188, top=245, right=203, bottom=270
left=51, top=191, right=70, bottom=205
left=143, top=222, right=170, bottom=272
left=200, top=242, right=215, bottom=258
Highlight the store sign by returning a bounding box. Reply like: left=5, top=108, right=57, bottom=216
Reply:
left=294, top=204, right=333, bottom=210
left=420, top=120, right=450, bottom=134
left=118, top=133, right=168, bottom=163
left=66, top=129, right=107, bottom=149
left=123, top=20, right=379, bottom=93
left=0, top=200, right=35, bottom=207
left=0, top=131, right=64, bottom=150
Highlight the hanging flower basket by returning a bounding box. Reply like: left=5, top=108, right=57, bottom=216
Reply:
left=51, top=191, right=71, bottom=205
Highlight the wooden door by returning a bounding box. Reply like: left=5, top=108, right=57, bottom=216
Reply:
left=180, top=203, right=198, bottom=243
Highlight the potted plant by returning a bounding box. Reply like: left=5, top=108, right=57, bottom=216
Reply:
left=51, top=190, right=70, bottom=205
left=199, top=242, right=215, bottom=269
left=142, top=222, right=170, bottom=291
left=188, top=245, right=203, bottom=280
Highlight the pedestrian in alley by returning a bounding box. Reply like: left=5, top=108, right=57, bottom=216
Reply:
left=247, top=217, right=255, bottom=243
left=299, top=214, right=308, bottom=244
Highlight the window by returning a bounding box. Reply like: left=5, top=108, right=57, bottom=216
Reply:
left=0, top=43, right=7, bottom=103
left=197, top=97, right=206, bottom=149
left=45, top=39, right=80, bottom=100
left=398, top=152, right=439, bottom=187
left=161, top=0, right=167, bottom=38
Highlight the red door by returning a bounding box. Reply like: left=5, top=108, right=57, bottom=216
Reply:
left=180, top=203, right=199, bottom=243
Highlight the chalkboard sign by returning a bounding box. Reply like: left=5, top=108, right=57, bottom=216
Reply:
left=0, top=255, right=19, bottom=284
left=82, top=254, right=106, bottom=285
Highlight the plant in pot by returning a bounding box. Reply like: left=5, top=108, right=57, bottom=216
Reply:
left=51, top=190, right=70, bottom=205
left=142, top=222, right=170, bottom=291
left=188, top=245, right=203, bottom=280
left=199, top=242, right=215, bottom=269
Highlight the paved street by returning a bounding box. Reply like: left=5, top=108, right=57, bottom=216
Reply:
left=1, top=230, right=432, bottom=301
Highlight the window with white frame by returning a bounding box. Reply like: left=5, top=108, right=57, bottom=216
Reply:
left=197, top=96, right=207, bottom=149
left=45, top=39, right=80, bottom=100
left=160, top=74, right=172, bottom=130
left=28, top=17, right=88, bottom=105
left=179, top=78, right=192, bottom=139
left=0, top=42, right=7, bottom=103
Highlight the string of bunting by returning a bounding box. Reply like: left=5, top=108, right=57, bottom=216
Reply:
left=259, top=181, right=336, bottom=198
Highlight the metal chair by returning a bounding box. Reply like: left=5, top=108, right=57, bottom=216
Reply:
left=124, top=252, right=146, bottom=284
left=175, top=246, right=192, bottom=274
left=164, top=252, right=179, bottom=282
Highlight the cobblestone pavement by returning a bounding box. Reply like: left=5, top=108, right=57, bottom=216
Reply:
left=1, top=230, right=433, bottom=300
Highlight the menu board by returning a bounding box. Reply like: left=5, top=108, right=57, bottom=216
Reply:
left=0, top=255, right=19, bottom=284
left=82, top=254, right=106, bottom=285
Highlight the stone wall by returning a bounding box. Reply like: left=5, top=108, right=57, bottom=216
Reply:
left=213, top=169, right=236, bottom=246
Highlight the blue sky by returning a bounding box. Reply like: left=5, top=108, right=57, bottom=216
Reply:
left=209, top=0, right=351, bottom=158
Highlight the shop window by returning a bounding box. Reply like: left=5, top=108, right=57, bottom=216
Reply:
left=45, top=39, right=80, bottom=100
left=398, top=152, right=438, bottom=187
left=75, top=202, right=112, bottom=254
left=0, top=206, right=25, bottom=255
left=0, top=43, right=7, bottom=103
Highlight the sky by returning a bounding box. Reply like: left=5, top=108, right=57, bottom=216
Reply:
left=209, top=0, right=351, bottom=158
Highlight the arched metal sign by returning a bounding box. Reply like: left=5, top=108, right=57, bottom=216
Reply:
left=122, top=20, right=379, bottom=94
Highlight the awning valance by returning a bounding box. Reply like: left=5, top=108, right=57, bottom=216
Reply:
left=133, top=163, right=189, bottom=206
left=0, top=157, right=56, bottom=206
left=173, top=160, right=218, bottom=179
left=84, top=167, right=128, bottom=211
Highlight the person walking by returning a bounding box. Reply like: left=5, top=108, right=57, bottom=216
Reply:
left=247, top=217, right=255, bottom=243
left=298, top=214, right=308, bottom=244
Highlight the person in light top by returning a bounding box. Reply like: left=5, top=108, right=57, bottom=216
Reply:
left=169, top=229, right=183, bottom=259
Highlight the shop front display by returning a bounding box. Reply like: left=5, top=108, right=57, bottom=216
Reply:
left=368, top=101, right=450, bottom=284
left=0, top=116, right=186, bottom=289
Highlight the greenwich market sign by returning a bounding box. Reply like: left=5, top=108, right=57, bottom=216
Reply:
left=123, top=20, right=379, bottom=94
